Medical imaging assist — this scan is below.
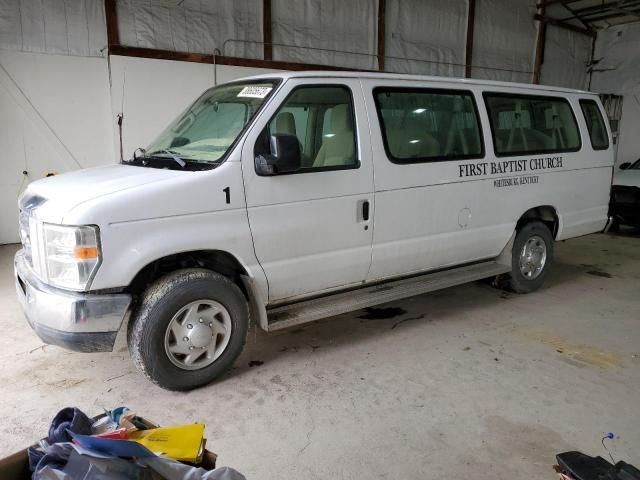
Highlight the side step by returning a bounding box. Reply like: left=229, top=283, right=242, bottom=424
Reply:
left=266, top=260, right=512, bottom=331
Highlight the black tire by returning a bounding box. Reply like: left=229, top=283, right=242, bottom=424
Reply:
left=127, top=268, right=249, bottom=391
left=608, top=218, right=620, bottom=232
left=505, top=221, right=554, bottom=294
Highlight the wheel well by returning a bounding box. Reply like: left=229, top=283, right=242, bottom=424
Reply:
left=516, top=206, right=559, bottom=238
left=128, top=250, right=249, bottom=297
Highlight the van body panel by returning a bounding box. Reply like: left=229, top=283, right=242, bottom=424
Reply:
left=63, top=161, right=269, bottom=298
left=15, top=71, right=615, bottom=346
left=358, top=78, right=613, bottom=282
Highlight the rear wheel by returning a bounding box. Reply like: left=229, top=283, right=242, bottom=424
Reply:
left=505, top=221, right=554, bottom=293
left=127, top=269, right=249, bottom=391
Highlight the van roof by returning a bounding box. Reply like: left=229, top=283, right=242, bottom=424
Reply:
left=239, top=70, right=595, bottom=96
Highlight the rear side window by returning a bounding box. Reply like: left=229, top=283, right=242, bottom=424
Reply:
left=580, top=99, right=609, bottom=150
left=373, top=88, right=484, bottom=163
left=484, top=93, right=581, bottom=157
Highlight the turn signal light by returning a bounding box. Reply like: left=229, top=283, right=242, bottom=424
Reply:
left=74, top=246, right=99, bottom=259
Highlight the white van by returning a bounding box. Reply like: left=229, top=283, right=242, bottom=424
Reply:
left=14, top=72, right=614, bottom=390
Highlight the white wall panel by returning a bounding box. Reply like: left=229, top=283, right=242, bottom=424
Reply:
left=108, top=55, right=279, bottom=161
left=592, top=23, right=640, bottom=96
left=0, top=0, right=107, bottom=56
left=471, top=0, right=536, bottom=83
left=116, top=0, right=263, bottom=58
left=540, top=25, right=590, bottom=90
left=385, top=0, right=466, bottom=77
left=592, top=23, right=640, bottom=166
left=271, top=0, right=377, bottom=69
left=0, top=50, right=114, bottom=243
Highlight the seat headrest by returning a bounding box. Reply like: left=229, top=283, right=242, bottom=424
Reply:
left=330, top=104, right=353, bottom=132
left=452, top=96, right=465, bottom=113
left=274, top=112, right=296, bottom=135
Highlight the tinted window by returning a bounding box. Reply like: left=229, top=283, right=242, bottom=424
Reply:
left=484, top=93, right=581, bottom=156
left=262, top=85, right=358, bottom=171
left=374, top=88, right=483, bottom=163
left=580, top=99, right=609, bottom=150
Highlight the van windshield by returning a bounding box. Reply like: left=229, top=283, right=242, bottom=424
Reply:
left=140, top=81, right=277, bottom=168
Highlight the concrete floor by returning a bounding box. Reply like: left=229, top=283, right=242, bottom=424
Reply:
left=1, top=230, right=639, bottom=479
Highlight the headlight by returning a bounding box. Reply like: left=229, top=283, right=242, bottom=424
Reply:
left=43, top=224, right=101, bottom=290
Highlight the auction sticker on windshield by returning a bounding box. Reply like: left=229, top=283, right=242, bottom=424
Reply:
left=238, top=86, right=273, bottom=98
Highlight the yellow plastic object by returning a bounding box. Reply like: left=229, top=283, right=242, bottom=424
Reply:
left=128, top=424, right=205, bottom=462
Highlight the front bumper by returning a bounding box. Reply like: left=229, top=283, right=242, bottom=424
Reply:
left=14, top=250, right=131, bottom=352
left=610, top=185, right=640, bottom=226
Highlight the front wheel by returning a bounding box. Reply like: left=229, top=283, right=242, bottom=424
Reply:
left=505, top=221, right=554, bottom=293
left=127, top=269, right=249, bottom=391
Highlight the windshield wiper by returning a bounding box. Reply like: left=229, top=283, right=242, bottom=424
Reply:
left=146, top=149, right=186, bottom=168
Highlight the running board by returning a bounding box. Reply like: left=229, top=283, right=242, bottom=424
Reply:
left=266, top=260, right=512, bottom=331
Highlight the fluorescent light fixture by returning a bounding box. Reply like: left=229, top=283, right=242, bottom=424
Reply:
left=413, top=108, right=426, bottom=114
left=409, top=139, right=420, bottom=144
left=324, top=133, right=336, bottom=138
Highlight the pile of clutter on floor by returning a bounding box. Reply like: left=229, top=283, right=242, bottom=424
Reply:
left=26, top=406, right=245, bottom=480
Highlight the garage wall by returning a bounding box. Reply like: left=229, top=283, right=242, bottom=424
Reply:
left=271, top=0, right=378, bottom=70
left=470, top=0, right=537, bottom=83
left=0, top=50, right=114, bottom=244
left=0, top=0, right=275, bottom=244
left=116, top=0, right=263, bottom=58
left=0, top=0, right=618, bottom=243
left=591, top=23, right=640, bottom=166
left=0, top=0, right=112, bottom=243
left=384, top=0, right=466, bottom=77
left=0, top=0, right=107, bottom=56
left=111, top=0, right=569, bottom=84
left=540, top=25, right=591, bottom=90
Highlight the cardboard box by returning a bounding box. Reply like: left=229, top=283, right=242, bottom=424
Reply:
left=0, top=449, right=30, bottom=480
left=0, top=446, right=218, bottom=480
left=0, top=415, right=217, bottom=480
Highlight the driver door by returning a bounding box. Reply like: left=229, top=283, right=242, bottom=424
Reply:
left=241, top=79, right=374, bottom=303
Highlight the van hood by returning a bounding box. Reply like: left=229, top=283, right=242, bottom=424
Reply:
left=21, top=164, right=183, bottom=223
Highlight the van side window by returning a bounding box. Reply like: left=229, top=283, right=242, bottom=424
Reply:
left=373, top=88, right=483, bottom=163
left=580, top=99, right=609, bottom=150
left=484, top=93, right=581, bottom=156
left=258, top=85, right=358, bottom=171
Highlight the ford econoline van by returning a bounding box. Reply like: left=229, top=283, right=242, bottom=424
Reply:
left=14, top=72, right=614, bottom=390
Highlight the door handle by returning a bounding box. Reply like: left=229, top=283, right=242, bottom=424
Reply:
left=362, top=200, right=370, bottom=221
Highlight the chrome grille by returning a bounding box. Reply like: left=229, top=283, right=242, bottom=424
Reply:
left=17, top=193, right=46, bottom=270
left=18, top=209, right=32, bottom=266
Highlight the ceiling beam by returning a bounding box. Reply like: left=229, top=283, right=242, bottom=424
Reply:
left=533, top=2, right=547, bottom=84
left=560, top=1, right=590, bottom=28
left=104, top=0, right=119, bottom=48
left=535, top=0, right=580, bottom=9
left=534, top=14, right=597, bottom=36
left=582, top=7, right=640, bottom=22
left=465, top=0, right=476, bottom=78
left=602, top=15, right=640, bottom=24
left=557, top=0, right=640, bottom=21
left=263, top=0, right=272, bottom=61
left=611, top=5, right=640, bottom=17
left=377, top=0, right=386, bottom=71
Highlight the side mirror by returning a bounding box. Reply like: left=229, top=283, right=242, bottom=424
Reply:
left=255, top=134, right=301, bottom=176
left=619, top=162, right=631, bottom=170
